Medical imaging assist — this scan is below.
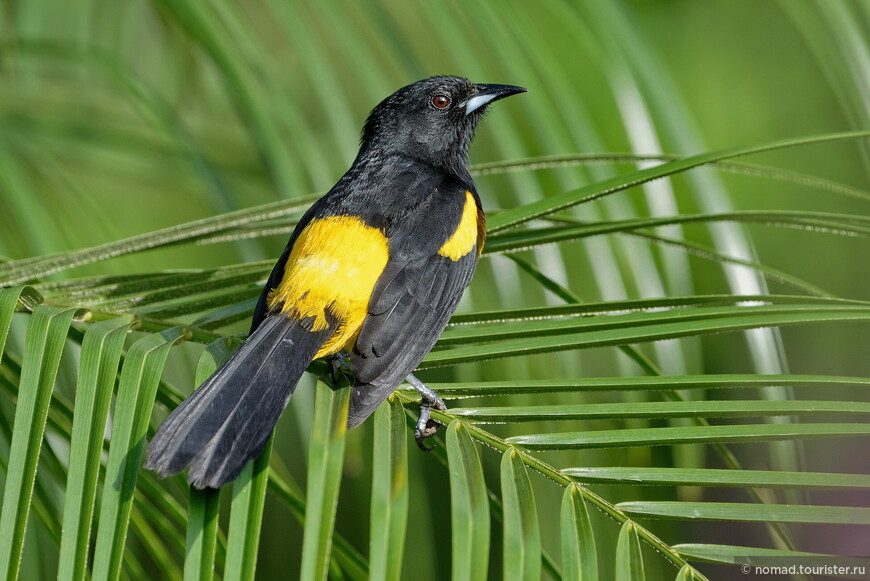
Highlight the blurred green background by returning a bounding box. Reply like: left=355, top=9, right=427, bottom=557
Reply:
left=1, top=1, right=869, bottom=579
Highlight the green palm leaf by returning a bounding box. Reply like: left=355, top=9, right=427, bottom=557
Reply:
left=1, top=3, right=869, bottom=580
left=299, top=381, right=351, bottom=581
left=500, top=448, right=541, bottom=581
left=92, top=329, right=186, bottom=581
left=447, top=421, right=490, bottom=581
left=0, top=306, right=81, bottom=580
left=560, top=484, right=598, bottom=581
left=368, top=399, right=409, bottom=581
left=58, top=316, right=135, bottom=581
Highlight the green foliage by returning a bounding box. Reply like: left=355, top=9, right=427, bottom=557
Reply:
left=58, top=316, right=134, bottom=581
left=299, top=381, right=351, bottom=581
left=500, top=449, right=541, bottom=581
left=92, top=329, right=185, bottom=581
left=447, top=421, right=491, bottom=581
left=224, top=440, right=271, bottom=581
left=368, top=399, right=409, bottom=581
left=615, top=522, right=645, bottom=581
left=560, top=484, right=597, bottom=581
left=0, top=306, right=80, bottom=580
left=1, top=1, right=869, bottom=580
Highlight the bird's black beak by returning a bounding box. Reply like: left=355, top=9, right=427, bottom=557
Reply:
left=465, top=83, right=527, bottom=115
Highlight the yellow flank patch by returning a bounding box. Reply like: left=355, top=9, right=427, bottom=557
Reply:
left=438, top=191, right=481, bottom=261
left=267, top=216, right=389, bottom=358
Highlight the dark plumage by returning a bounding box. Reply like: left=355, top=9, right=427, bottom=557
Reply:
left=145, top=76, right=526, bottom=488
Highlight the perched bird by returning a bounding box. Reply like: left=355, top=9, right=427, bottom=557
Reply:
left=145, top=76, right=526, bottom=489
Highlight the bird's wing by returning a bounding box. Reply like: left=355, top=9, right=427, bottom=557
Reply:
left=347, top=186, right=483, bottom=427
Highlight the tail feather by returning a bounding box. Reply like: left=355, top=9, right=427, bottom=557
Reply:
left=145, top=315, right=331, bottom=489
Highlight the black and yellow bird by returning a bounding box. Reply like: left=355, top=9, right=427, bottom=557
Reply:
left=145, top=76, right=526, bottom=489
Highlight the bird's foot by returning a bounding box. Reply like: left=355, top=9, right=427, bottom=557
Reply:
left=406, top=373, right=447, bottom=451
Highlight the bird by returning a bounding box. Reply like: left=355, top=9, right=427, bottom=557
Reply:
left=145, top=76, right=526, bottom=489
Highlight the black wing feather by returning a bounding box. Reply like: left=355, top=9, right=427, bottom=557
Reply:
left=347, top=250, right=476, bottom=427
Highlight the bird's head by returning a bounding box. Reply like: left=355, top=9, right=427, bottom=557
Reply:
left=359, top=76, right=526, bottom=175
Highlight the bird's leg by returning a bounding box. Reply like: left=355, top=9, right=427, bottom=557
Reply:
left=406, top=373, right=447, bottom=451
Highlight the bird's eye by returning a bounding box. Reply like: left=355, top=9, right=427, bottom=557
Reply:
left=431, top=94, right=451, bottom=109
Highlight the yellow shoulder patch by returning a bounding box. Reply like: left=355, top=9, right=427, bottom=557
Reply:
left=438, top=191, right=482, bottom=261
left=267, top=215, right=389, bottom=358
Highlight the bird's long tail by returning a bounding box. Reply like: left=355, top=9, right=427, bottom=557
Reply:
left=145, top=315, right=332, bottom=489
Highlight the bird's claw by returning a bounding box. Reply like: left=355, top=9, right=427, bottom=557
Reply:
left=407, top=373, right=447, bottom=451
left=415, top=417, right=442, bottom=451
